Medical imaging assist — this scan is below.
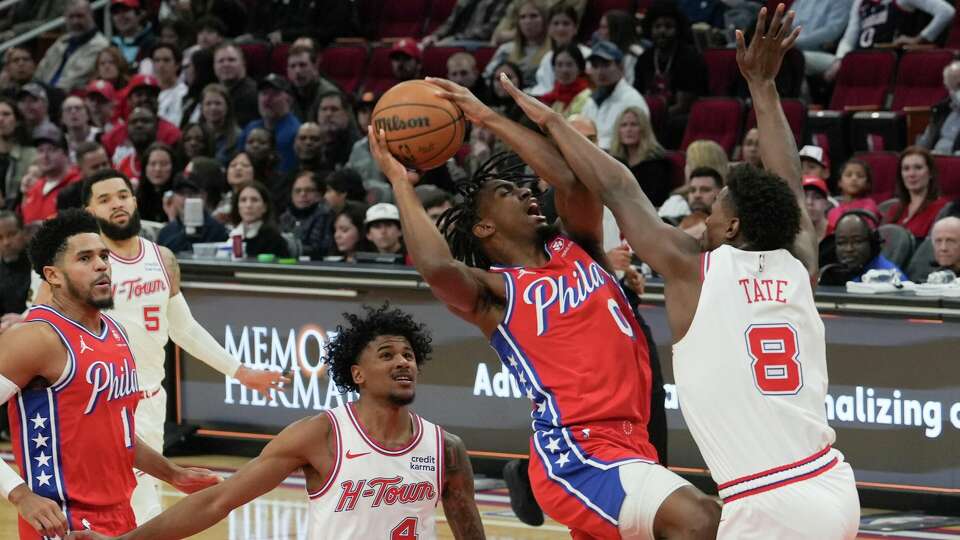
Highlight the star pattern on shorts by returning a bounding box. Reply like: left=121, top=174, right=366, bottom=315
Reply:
left=555, top=451, right=570, bottom=468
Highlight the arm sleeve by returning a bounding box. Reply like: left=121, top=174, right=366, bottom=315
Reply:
left=166, top=293, right=242, bottom=377
left=901, top=0, right=956, bottom=42
left=835, top=0, right=863, bottom=59
left=0, top=374, right=25, bottom=498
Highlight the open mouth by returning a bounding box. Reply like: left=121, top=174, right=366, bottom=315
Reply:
left=393, top=373, right=413, bottom=384
left=94, top=276, right=111, bottom=289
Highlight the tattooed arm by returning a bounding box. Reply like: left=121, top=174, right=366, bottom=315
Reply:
left=441, top=432, right=485, bottom=539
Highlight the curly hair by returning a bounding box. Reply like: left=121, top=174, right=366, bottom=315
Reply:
left=725, top=164, right=801, bottom=251
left=28, top=209, right=101, bottom=280
left=325, top=304, right=433, bottom=394
left=436, top=152, right=537, bottom=269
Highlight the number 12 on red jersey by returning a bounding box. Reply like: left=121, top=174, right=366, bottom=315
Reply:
left=745, top=323, right=803, bottom=395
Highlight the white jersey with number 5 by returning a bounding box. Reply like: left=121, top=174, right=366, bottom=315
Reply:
left=673, top=245, right=840, bottom=501
left=308, top=403, right=443, bottom=540
left=107, top=237, right=172, bottom=390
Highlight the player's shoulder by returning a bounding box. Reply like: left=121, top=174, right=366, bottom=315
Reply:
left=0, top=317, right=63, bottom=356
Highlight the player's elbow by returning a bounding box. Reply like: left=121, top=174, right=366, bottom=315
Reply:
left=684, top=497, right=721, bottom=540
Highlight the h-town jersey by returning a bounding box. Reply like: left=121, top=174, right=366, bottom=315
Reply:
left=8, top=306, right=140, bottom=530
left=106, top=238, right=172, bottom=390
left=306, top=404, right=443, bottom=539
left=489, top=235, right=658, bottom=463
left=673, top=245, right=839, bottom=502
left=856, top=0, right=905, bottom=49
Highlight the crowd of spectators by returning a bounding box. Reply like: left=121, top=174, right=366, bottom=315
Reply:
left=0, top=0, right=959, bottom=331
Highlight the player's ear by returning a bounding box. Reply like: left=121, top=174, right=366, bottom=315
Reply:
left=725, top=216, right=740, bottom=241
left=43, top=265, right=64, bottom=288
left=351, top=364, right=364, bottom=388
left=472, top=218, right=494, bottom=239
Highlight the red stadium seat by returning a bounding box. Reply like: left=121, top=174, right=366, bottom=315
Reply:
left=422, top=46, right=467, bottom=78
left=680, top=98, right=745, bottom=155
left=644, top=94, right=667, bottom=146
left=269, top=43, right=291, bottom=76
left=319, top=45, right=369, bottom=94
left=745, top=98, right=807, bottom=145
left=472, top=46, right=497, bottom=72
left=934, top=155, right=960, bottom=199
left=854, top=151, right=900, bottom=204
left=703, top=48, right=738, bottom=96
left=829, top=50, right=897, bottom=111
left=425, top=0, right=457, bottom=36
left=945, top=4, right=960, bottom=50
left=665, top=150, right=686, bottom=188
left=239, top=43, right=269, bottom=80
left=379, top=0, right=430, bottom=38
left=363, top=45, right=401, bottom=96
left=891, top=49, right=954, bottom=111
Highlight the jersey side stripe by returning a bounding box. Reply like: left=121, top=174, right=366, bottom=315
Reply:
left=152, top=241, right=172, bottom=289
left=308, top=410, right=342, bottom=499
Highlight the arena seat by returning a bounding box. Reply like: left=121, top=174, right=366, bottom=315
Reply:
left=879, top=224, right=916, bottom=269
left=665, top=150, right=686, bottom=188
left=703, top=48, right=738, bottom=96
left=379, top=0, right=431, bottom=38
left=422, top=46, right=467, bottom=78
left=471, top=46, right=496, bottom=72
left=849, top=111, right=906, bottom=152
left=644, top=94, right=667, bottom=146
left=891, top=49, right=954, bottom=111
left=269, top=43, right=290, bottom=76
left=680, top=98, right=744, bottom=155
left=579, top=0, right=636, bottom=41
left=854, top=151, right=900, bottom=204
left=906, top=237, right=937, bottom=282
left=319, top=45, right=369, bottom=94
left=829, top=50, right=897, bottom=111
left=363, top=45, right=401, bottom=96
left=239, top=43, right=270, bottom=81
left=934, top=155, right=960, bottom=198
left=745, top=98, right=806, bottom=145
left=807, top=110, right=849, bottom=181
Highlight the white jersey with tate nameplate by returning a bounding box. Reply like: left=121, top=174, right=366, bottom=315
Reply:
left=307, top=403, right=444, bottom=540
left=672, top=245, right=836, bottom=488
left=106, top=237, right=172, bottom=390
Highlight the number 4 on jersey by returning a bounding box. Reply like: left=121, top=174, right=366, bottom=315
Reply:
left=390, top=517, right=418, bottom=540
left=745, top=324, right=803, bottom=395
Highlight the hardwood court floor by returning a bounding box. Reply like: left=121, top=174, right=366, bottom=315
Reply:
left=2, top=451, right=960, bottom=539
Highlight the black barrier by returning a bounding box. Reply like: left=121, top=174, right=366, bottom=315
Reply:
left=174, top=259, right=960, bottom=497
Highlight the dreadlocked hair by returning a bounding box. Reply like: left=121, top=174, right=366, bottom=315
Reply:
left=436, top=151, right=538, bottom=269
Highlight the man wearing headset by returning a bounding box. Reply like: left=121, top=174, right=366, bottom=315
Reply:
left=826, top=210, right=908, bottom=284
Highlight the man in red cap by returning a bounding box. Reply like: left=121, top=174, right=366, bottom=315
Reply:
left=19, top=125, right=80, bottom=225
left=802, top=175, right=833, bottom=243
left=109, top=0, right=156, bottom=68
left=389, top=38, right=423, bottom=83
left=101, top=74, right=181, bottom=165
left=84, top=79, right=118, bottom=132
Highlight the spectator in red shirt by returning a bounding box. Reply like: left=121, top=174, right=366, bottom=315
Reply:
left=882, top=146, right=949, bottom=240
left=101, top=73, right=181, bottom=164
left=20, top=124, right=79, bottom=224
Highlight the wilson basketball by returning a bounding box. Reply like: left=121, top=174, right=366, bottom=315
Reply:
left=371, top=80, right=466, bottom=171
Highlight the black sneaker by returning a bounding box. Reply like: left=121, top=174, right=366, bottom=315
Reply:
left=503, top=459, right=544, bottom=526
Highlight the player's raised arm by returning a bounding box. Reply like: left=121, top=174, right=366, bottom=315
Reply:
left=427, top=77, right=602, bottom=246
left=368, top=126, right=503, bottom=320
left=156, top=246, right=290, bottom=394
left=71, top=417, right=322, bottom=540
left=737, top=5, right=819, bottom=274
left=499, top=74, right=701, bottom=279
left=0, top=323, right=71, bottom=539
left=441, top=432, right=485, bottom=539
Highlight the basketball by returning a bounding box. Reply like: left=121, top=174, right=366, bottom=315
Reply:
left=371, top=80, right=466, bottom=171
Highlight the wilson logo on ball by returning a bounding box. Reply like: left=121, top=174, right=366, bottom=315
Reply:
left=375, top=115, right=432, bottom=132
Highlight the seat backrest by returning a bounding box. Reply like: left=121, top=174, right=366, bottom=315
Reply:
left=579, top=0, right=636, bottom=41
left=906, top=237, right=937, bottom=282
left=891, top=49, right=954, bottom=111
left=422, top=46, right=467, bottom=78
left=665, top=150, right=686, bottom=188
left=239, top=43, right=269, bottom=81
left=854, top=151, right=900, bottom=204
left=702, top=48, right=738, bottom=96
left=363, top=45, right=400, bottom=96
left=269, top=43, right=291, bottom=77
left=319, top=45, right=369, bottom=94
left=878, top=224, right=916, bottom=269
left=379, top=0, right=430, bottom=38
left=829, top=50, right=897, bottom=111
left=745, top=98, right=806, bottom=144
left=680, top=98, right=744, bottom=155
left=472, top=46, right=497, bottom=72
left=644, top=94, right=667, bottom=144
left=934, top=155, right=960, bottom=199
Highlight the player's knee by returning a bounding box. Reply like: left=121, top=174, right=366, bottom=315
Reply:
left=684, top=497, right=721, bottom=540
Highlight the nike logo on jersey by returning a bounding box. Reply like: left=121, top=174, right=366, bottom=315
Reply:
left=345, top=450, right=370, bottom=459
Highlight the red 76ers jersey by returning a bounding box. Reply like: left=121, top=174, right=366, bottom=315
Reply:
left=489, top=235, right=658, bottom=462
left=9, top=305, right=141, bottom=527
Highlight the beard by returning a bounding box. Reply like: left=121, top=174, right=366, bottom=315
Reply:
left=388, top=391, right=415, bottom=406
left=65, top=274, right=114, bottom=310
left=97, top=210, right=141, bottom=241
left=536, top=221, right=562, bottom=245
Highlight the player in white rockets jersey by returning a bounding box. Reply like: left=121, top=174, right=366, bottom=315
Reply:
left=73, top=305, right=486, bottom=540
left=34, top=169, right=289, bottom=525
left=497, top=5, right=859, bottom=538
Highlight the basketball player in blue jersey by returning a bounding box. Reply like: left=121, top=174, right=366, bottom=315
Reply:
left=499, top=5, right=860, bottom=538
left=71, top=305, right=485, bottom=540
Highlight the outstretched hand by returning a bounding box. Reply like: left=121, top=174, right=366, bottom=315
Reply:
left=170, top=465, right=221, bottom=494
left=735, top=3, right=801, bottom=86
left=368, top=126, right=422, bottom=187
left=498, top=73, right=561, bottom=129
left=426, top=77, right=494, bottom=127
